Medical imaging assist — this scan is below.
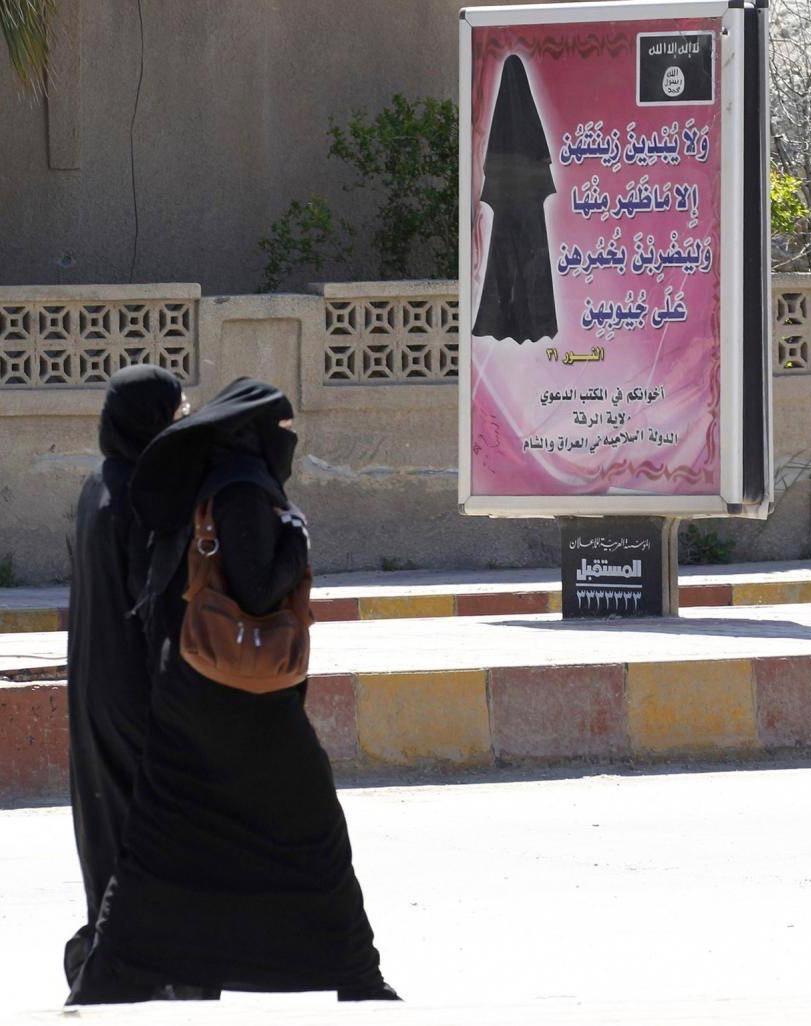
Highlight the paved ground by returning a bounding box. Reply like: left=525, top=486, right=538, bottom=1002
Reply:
left=3, top=766, right=811, bottom=1024
left=6, top=602, right=811, bottom=676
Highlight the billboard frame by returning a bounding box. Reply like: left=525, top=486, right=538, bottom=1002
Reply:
left=458, top=0, right=772, bottom=520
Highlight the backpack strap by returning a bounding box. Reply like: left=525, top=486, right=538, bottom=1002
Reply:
left=194, top=497, right=219, bottom=555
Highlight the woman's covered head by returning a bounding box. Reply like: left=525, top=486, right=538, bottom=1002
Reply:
left=218, top=403, right=298, bottom=486
left=99, top=365, right=183, bottom=463
left=131, top=378, right=297, bottom=532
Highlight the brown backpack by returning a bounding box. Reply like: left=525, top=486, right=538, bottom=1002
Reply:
left=179, top=497, right=314, bottom=693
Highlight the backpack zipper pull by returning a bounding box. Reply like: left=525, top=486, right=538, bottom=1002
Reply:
left=236, top=622, right=245, bottom=644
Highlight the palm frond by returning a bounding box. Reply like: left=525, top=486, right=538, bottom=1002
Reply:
left=0, top=0, right=56, bottom=95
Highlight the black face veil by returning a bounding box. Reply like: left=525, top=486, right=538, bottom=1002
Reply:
left=473, top=54, right=559, bottom=345
left=131, top=377, right=296, bottom=533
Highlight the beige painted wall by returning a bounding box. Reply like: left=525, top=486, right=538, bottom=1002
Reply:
left=0, top=282, right=559, bottom=581
left=0, top=0, right=524, bottom=295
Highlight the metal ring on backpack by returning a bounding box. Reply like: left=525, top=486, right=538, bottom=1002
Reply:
left=197, top=538, right=220, bottom=557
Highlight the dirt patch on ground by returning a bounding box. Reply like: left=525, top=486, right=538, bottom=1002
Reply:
left=0, top=666, right=66, bottom=683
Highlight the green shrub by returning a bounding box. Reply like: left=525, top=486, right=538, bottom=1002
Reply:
left=380, top=556, right=418, bottom=572
left=259, top=94, right=458, bottom=290
left=0, top=553, right=18, bottom=588
left=258, top=198, right=352, bottom=294
left=678, top=524, right=736, bottom=566
left=328, top=94, right=458, bottom=280
left=771, top=167, right=810, bottom=238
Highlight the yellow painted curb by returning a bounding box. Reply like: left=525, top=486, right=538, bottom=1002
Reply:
left=356, top=670, right=491, bottom=765
left=627, top=659, right=758, bottom=754
left=0, top=610, right=61, bottom=634
left=358, top=594, right=455, bottom=620
left=732, top=581, right=811, bottom=606
left=546, top=591, right=562, bottom=613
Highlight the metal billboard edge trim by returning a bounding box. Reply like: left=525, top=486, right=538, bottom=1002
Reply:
left=462, top=1, right=730, bottom=27
left=463, top=495, right=729, bottom=517
left=719, top=6, right=745, bottom=505
left=458, top=15, right=474, bottom=507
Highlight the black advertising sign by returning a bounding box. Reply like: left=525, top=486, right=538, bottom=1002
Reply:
left=559, top=517, right=678, bottom=618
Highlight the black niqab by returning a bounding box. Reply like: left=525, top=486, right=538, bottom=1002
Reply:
left=473, top=54, right=559, bottom=344
left=99, top=365, right=182, bottom=463
left=65, top=366, right=181, bottom=987
left=68, top=383, right=387, bottom=1002
left=132, top=378, right=295, bottom=533
left=219, top=415, right=298, bottom=491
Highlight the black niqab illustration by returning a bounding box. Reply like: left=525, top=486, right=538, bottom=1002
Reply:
left=65, top=366, right=181, bottom=986
left=473, top=54, right=559, bottom=344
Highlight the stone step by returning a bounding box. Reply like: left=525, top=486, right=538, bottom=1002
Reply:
left=3, top=560, right=811, bottom=633
left=4, top=602, right=811, bottom=803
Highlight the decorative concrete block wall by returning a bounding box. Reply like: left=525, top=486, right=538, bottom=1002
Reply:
left=0, top=285, right=198, bottom=389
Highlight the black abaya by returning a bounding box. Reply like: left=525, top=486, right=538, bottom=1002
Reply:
left=65, top=366, right=181, bottom=985
left=68, top=381, right=386, bottom=1002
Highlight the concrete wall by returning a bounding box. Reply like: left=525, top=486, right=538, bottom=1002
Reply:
left=0, top=280, right=559, bottom=582
left=1, top=276, right=809, bottom=584
left=0, top=0, right=519, bottom=295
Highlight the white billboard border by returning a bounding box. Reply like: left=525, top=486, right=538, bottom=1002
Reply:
left=458, top=0, right=753, bottom=520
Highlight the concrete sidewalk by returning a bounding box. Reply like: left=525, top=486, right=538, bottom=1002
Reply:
left=3, top=560, right=811, bottom=631
left=6, top=601, right=811, bottom=676
left=4, top=768, right=811, bottom=1023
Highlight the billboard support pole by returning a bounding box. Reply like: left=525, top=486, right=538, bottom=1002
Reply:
left=557, top=515, right=680, bottom=619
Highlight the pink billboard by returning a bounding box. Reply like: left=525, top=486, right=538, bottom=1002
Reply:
left=467, top=16, right=723, bottom=499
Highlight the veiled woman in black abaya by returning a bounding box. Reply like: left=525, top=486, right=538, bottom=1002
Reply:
left=67, top=378, right=399, bottom=1005
left=65, top=365, right=182, bottom=986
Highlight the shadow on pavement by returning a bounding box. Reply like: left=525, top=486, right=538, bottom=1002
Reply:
left=333, top=752, right=811, bottom=791
left=487, top=616, right=811, bottom=641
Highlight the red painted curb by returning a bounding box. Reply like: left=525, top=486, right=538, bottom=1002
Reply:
left=752, top=655, right=811, bottom=747
left=456, top=592, right=551, bottom=617
left=0, top=682, right=68, bottom=802
left=489, top=664, right=629, bottom=760
left=307, top=674, right=358, bottom=762
left=678, top=584, right=733, bottom=608
left=312, top=598, right=360, bottom=623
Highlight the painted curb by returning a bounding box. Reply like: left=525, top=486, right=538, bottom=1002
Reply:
left=4, top=579, right=811, bottom=634
left=5, top=654, right=811, bottom=802
left=0, top=681, right=68, bottom=803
